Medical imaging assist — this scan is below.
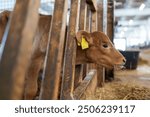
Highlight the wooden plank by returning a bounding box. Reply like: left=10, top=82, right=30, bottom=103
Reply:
left=74, top=65, right=84, bottom=89
left=85, top=5, right=91, bottom=73
left=97, top=0, right=105, bottom=87
left=40, top=0, right=68, bottom=100
left=82, top=69, right=97, bottom=99
left=74, top=70, right=97, bottom=99
left=97, top=0, right=103, bottom=31
left=87, top=2, right=99, bottom=94
left=97, top=66, right=105, bottom=87
left=88, top=3, right=97, bottom=70
left=79, top=0, right=87, bottom=30
left=86, top=0, right=97, bottom=12
left=0, top=0, right=40, bottom=99
left=74, top=0, right=87, bottom=90
left=86, top=5, right=91, bottom=32
left=96, top=0, right=108, bottom=87
left=81, top=8, right=97, bottom=99
left=105, top=0, right=115, bottom=81
left=107, top=0, right=114, bottom=42
left=60, top=0, right=80, bottom=100
left=91, top=11, right=97, bottom=32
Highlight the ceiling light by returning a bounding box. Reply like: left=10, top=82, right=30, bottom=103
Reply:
left=129, top=20, right=133, bottom=25
left=139, top=3, right=145, bottom=11
left=120, top=31, right=125, bottom=37
left=124, top=27, right=128, bottom=31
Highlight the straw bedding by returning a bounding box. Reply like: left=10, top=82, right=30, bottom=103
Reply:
left=94, top=79, right=150, bottom=100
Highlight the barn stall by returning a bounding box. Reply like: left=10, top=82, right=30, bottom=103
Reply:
left=0, top=0, right=150, bottom=100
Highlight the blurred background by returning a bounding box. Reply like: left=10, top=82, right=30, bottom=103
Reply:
left=114, top=0, right=150, bottom=51
left=0, top=0, right=54, bottom=14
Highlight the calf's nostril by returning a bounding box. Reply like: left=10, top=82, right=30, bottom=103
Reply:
left=123, top=59, right=126, bottom=63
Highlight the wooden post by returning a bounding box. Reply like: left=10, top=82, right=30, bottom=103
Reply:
left=96, top=0, right=108, bottom=85
left=107, top=0, right=114, bottom=42
left=85, top=5, right=91, bottom=74
left=91, top=10, right=97, bottom=31
left=40, top=0, right=68, bottom=100
left=97, top=0, right=105, bottom=87
left=88, top=0, right=98, bottom=95
left=97, top=0, right=103, bottom=31
left=105, top=0, right=114, bottom=81
left=87, top=0, right=97, bottom=70
left=74, top=0, right=87, bottom=89
left=0, top=0, right=40, bottom=99
left=74, top=70, right=97, bottom=99
left=60, top=0, right=80, bottom=100
left=86, top=5, right=91, bottom=32
left=86, top=0, right=97, bottom=12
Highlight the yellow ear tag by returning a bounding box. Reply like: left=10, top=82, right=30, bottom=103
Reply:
left=81, top=36, right=89, bottom=50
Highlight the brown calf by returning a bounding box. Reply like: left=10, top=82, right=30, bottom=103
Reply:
left=76, top=31, right=126, bottom=68
left=0, top=11, right=125, bottom=100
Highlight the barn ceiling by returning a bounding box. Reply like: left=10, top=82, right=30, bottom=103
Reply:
left=115, top=0, right=150, bottom=26
left=114, top=0, right=150, bottom=49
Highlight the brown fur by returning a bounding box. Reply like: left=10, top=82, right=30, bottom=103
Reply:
left=0, top=11, right=10, bottom=43
left=0, top=11, right=126, bottom=100
left=24, top=15, right=52, bottom=99
left=76, top=31, right=126, bottom=68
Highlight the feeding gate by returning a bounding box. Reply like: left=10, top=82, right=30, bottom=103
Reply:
left=0, top=0, right=114, bottom=100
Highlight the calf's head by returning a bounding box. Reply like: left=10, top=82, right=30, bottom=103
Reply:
left=0, top=11, right=10, bottom=43
left=76, top=30, right=126, bottom=69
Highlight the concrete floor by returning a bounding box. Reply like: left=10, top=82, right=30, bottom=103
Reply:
left=115, top=64, right=150, bottom=88
left=115, top=48, right=150, bottom=88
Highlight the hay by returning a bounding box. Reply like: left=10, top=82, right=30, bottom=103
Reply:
left=94, top=81, right=150, bottom=100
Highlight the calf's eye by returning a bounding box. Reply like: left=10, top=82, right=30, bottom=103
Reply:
left=102, top=44, right=108, bottom=48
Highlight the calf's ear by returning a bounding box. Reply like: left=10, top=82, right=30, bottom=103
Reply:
left=4, top=11, right=10, bottom=20
left=1, top=11, right=10, bottom=22
left=76, top=30, right=93, bottom=44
